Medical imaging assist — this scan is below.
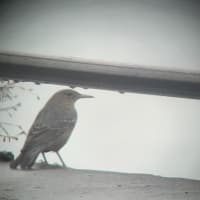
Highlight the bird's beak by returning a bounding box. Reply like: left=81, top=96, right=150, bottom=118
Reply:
left=80, top=94, right=94, bottom=98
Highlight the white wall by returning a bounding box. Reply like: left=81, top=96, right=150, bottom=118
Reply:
left=1, top=82, right=200, bottom=180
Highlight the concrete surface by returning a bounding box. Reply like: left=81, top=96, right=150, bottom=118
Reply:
left=0, top=162, right=200, bottom=200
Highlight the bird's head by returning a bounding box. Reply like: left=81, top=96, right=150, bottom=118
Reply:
left=58, top=89, right=93, bottom=102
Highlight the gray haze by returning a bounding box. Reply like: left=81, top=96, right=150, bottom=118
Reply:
left=0, top=1, right=200, bottom=180
left=0, top=0, right=199, bottom=71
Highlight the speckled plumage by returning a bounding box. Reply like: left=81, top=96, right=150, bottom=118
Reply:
left=10, top=89, right=92, bottom=170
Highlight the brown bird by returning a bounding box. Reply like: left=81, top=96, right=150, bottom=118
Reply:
left=10, top=89, right=93, bottom=170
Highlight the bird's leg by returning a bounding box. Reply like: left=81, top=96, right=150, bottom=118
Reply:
left=41, top=152, right=48, bottom=164
left=56, top=151, right=67, bottom=168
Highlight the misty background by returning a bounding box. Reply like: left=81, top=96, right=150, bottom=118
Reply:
left=0, top=0, right=200, bottom=180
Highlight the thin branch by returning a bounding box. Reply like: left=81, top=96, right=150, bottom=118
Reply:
left=0, top=103, right=21, bottom=111
left=0, top=121, right=27, bottom=142
left=0, top=82, right=15, bottom=89
left=0, top=124, right=9, bottom=136
left=0, top=134, right=18, bottom=142
left=14, top=85, right=40, bottom=100
left=0, top=121, right=23, bottom=130
left=0, top=80, right=38, bottom=141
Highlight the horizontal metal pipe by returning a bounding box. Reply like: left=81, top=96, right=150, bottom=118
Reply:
left=0, top=52, right=200, bottom=99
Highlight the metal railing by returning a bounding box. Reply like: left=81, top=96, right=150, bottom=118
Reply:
left=1, top=52, right=200, bottom=99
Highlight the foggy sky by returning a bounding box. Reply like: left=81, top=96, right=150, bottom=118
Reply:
left=0, top=0, right=200, bottom=72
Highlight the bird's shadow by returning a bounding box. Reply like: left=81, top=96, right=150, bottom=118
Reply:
left=11, top=161, right=67, bottom=171
left=33, top=161, right=66, bottom=170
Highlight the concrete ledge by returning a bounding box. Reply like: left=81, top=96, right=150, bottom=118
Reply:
left=0, top=163, right=200, bottom=200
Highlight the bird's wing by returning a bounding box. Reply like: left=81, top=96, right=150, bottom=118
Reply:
left=23, top=119, right=76, bottom=148
left=23, top=107, right=50, bottom=146
left=23, top=123, right=50, bottom=146
left=22, top=105, right=76, bottom=151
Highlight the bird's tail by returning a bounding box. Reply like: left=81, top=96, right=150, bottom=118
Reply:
left=10, top=148, right=40, bottom=170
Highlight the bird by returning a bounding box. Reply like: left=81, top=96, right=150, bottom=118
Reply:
left=10, top=89, right=93, bottom=170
